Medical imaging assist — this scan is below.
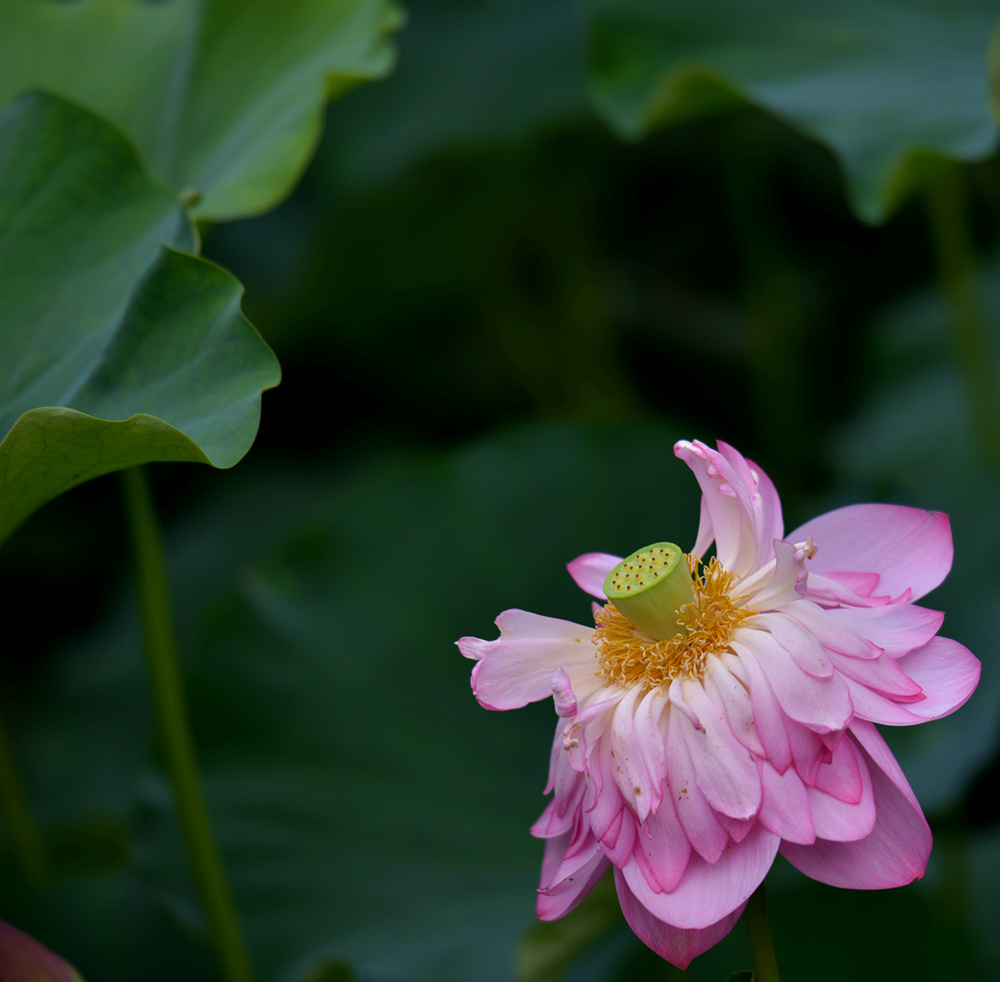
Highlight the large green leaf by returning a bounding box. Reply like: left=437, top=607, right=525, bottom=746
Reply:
left=583, top=0, right=1000, bottom=222
left=0, top=93, right=280, bottom=546
left=0, top=0, right=401, bottom=220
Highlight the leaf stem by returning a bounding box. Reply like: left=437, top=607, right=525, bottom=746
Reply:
left=0, top=710, right=49, bottom=886
left=744, top=882, right=780, bottom=982
left=123, top=466, right=254, bottom=982
left=925, top=168, right=1000, bottom=466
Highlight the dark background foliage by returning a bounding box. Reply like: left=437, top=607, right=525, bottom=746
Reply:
left=2, top=1, right=1000, bottom=980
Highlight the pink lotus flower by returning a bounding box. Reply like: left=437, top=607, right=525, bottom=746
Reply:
left=458, top=439, right=980, bottom=968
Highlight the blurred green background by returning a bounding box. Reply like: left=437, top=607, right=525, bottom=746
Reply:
left=2, top=1, right=1000, bottom=979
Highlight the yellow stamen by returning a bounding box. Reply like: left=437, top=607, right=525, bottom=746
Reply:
left=595, top=555, right=756, bottom=688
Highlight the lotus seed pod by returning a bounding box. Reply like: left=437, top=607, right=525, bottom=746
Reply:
left=602, top=542, right=695, bottom=640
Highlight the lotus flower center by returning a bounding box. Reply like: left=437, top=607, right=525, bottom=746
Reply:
left=595, top=554, right=755, bottom=687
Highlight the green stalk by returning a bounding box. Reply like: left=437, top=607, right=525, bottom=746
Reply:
left=744, top=882, right=780, bottom=982
left=926, top=169, right=1000, bottom=466
left=0, top=710, right=48, bottom=886
left=123, top=466, right=253, bottom=982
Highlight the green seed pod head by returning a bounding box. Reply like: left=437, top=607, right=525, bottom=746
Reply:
left=603, top=542, right=695, bottom=641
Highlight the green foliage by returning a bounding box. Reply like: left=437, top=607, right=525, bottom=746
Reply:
left=318, top=0, right=588, bottom=193
left=0, top=0, right=402, bottom=220
left=299, top=960, right=356, bottom=982
left=9, top=420, right=697, bottom=982
left=583, top=0, right=1000, bottom=221
left=827, top=256, right=1000, bottom=814
left=517, top=873, right=623, bottom=982
left=3, top=1, right=1000, bottom=980
left=0, top=94, right=280, bottom=546
left=12, top=414, right=996, bottom=981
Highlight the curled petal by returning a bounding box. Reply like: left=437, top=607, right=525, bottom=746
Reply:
left=564, top=692, right=620, bottom=772
left=826, top=571, right=881, bottom=598
left=587, top=737, right=626, bottom=843
left=638, top=791, right=693, bottom=893
left=828, top=650, right=923, bottom=702
left=567, top=552, right=621, bottom=599
left=716, top=811, right=756, bottom=844
left=461, top=609, right=594, bottom=710
left=537, top=829, right=612, bottom=920
left=828, top=604, right=945, bottom=659
left=839, top=677, right=929, bottom=726
left=806, top=570, right=892, bottom=607
left=667, top=677, right=701, bottom=729
left=806, top=737, right=875, bottom=842
left=737, top=627, right=853, bottom=733
left=786, top=601, right=879, bottom=659
left=675, top=439, right=783, bottom=578
left=616, top=870, right=746, bottom=969
left=833, top=636, right=976, bottom=726
left=691, top=493, right=716, bottom=561
left=786, top=722, right=828, bottom=785
left=758, top=761, right=815, bottom=845
left=790, top=504, right=952, bottom=603
left=665, top=709, right=730, bottom=863
left=632, top=686, right=671, bottom=818
left=610, top=687, right=661, bottom=822
left=679, top=678, right=762, bottom=820
left=895, top=636, right=981, bottom=721
left=539, top=725, right=587, bottom=826
left=752, top=611, right=833, bottom=679
left=704, top=656, right=766, bottom=757
left=533, top=783, right=585, bottom=838
left=556, top=663, right=615, bottom=723
left=780, top=724, right=931, bottom=888
left=726, top=644, right=792, bottom=773
left=551, top=668, right=578, bottom=718
left=599, top=805, right=639, bottom=867
left=813, top=733, right=864, bottom=804
left=738, top=539, right=809, bottom=609
left=716, top=442, right=785, bottom=568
